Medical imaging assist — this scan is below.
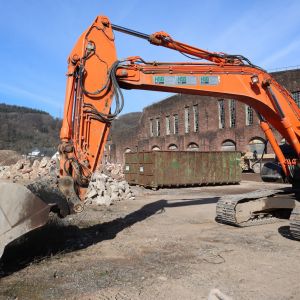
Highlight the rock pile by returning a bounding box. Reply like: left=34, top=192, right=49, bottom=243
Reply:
left=0, top=157, right=56, bottom=182
left=102, top=162, right=124, bottom=180
left=86, top=172, right=135, bottom=206
left=0, top=157, right=134, bottom=206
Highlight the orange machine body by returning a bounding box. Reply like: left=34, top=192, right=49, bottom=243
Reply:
left=60, top=16, right=300, bottom=201
left=60, top=16, right=117, bottom=195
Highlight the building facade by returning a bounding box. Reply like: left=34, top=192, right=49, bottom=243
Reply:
left=108, top=68, right=300, bottom=164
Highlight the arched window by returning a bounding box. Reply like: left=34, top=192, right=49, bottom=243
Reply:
left=124, top=148, right=131, bottom=153
left=187, top=142, right=199, bottom=151
left=152, top=145, right=161, bottom=151
left=221, top=140, right=236, bottom=151
left=248, top=137, right=266, bottom=154
left=168, top=144, right=178, bottom=151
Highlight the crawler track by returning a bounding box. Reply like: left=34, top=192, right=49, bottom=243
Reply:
left=290, top=205, right=300, bottom=240
left=216, top=189, right=294, bottom=227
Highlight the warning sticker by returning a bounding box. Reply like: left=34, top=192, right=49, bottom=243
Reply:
left=154, top=76, right=197, bottom=85
left=200, top=76, right=220, bottom=85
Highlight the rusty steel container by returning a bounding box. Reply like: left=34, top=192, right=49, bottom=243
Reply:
left=124, top=151, right=241, bottom=188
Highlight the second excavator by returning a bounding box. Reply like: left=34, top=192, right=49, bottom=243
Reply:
left=1, top=15, right=300, bottom=258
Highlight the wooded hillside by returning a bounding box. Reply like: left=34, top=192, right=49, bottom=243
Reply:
left=0, top=103, right=61, bottom=154
left=0, top=103, right=141, bottom=156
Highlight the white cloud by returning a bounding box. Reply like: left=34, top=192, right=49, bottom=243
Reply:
left=260, top=39, right=300, bottom=68
left=0, top=83, right=61, bottom=108
left=210, top=1, right=300, bottom=64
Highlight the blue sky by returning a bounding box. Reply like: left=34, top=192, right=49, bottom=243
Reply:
left=0, top=0, right=300, bottom=117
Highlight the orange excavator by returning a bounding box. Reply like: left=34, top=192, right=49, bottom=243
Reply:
left=1, top=15, right=300, bottom=258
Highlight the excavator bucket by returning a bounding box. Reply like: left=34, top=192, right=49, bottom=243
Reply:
left=0, top=181, right=50, bottom=259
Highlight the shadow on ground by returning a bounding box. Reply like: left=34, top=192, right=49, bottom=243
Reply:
left=0, top=196, right=218, bottom=277
left=278, top=226, right=298, bottom=241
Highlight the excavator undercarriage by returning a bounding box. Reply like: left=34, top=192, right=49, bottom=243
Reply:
left=216, top=189, right=295, bottom=226
left=290, top=206, right=300, bottom=239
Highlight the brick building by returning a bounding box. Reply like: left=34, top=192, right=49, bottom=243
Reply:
left=107, top=68, right=300, bottom=164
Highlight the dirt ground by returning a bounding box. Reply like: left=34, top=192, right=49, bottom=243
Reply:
left=1, top=177, right=300, bottom=300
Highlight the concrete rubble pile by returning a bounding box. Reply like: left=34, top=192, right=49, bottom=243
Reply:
left=102, top=162, right=124, bottom=180
left=86, top=171, right=135, bottom=207
left=0, top=157, right=134, bottom=206
left=0, top=157, right=56, bottom=182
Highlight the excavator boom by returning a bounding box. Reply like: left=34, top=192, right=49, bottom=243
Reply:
left=59, top=16, right=300, bottom=190
left=57, top=16, right=300, bottom=234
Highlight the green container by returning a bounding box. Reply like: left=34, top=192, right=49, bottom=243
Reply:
left=124, top=151, right=241, bottom=188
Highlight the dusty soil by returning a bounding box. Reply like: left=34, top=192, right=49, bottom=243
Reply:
left=0, top=150, right=21, bottom=166
left=1, top=180, right=300, bottom=300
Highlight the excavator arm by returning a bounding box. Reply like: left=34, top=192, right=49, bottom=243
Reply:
left=118, top=61, right=300, bottom=177
left=57, top=15, right=300, bottom=234
left=59, top=16, right=300, bottom=204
